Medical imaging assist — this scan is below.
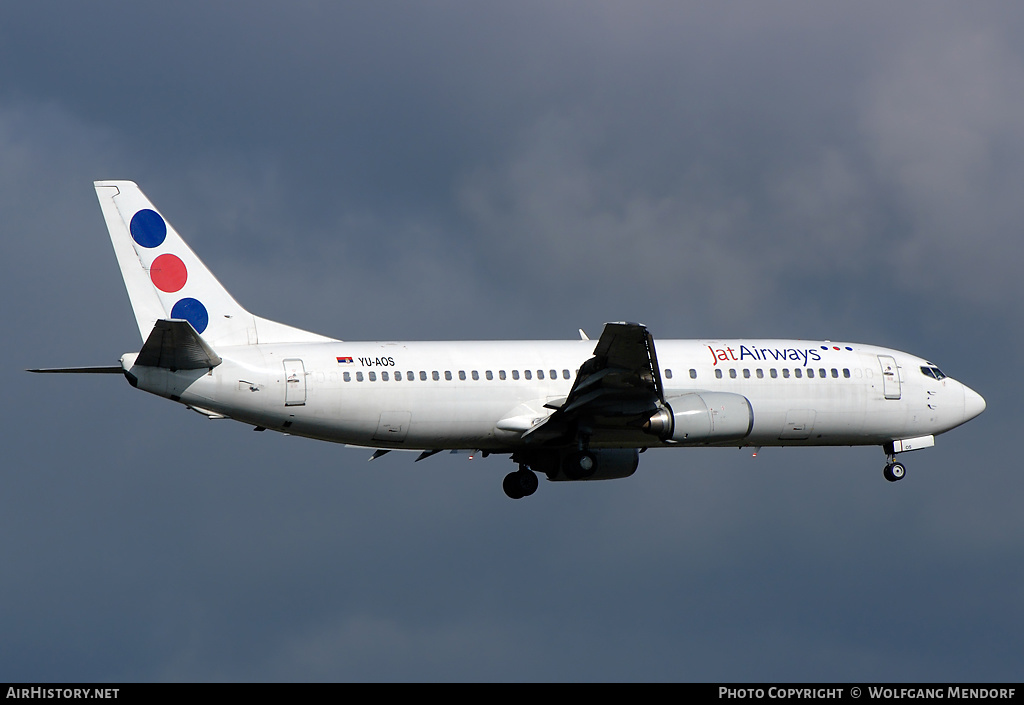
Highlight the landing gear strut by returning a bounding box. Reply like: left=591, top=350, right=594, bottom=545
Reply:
left=882, top=446, right=906, bottom=482
left=503, top=464, right=539, bottom=499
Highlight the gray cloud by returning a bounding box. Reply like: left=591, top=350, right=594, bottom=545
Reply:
left=2, top=1, right=1022, bottom=682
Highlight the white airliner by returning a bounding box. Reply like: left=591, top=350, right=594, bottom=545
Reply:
left=31, top=181, right=986, bottom=499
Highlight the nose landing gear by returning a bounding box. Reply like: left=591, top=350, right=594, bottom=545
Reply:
left=881, top=443, right=907, bottom=482
left=883, top=461, right=906, bottom=482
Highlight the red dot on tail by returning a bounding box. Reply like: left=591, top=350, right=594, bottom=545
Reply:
left=151, top=254, right=188, bottom=293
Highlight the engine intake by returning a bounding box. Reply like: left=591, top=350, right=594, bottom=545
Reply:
left=645, top=392, right=753, bottom=443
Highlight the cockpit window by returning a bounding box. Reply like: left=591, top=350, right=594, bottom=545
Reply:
left=920, top=366, right=947, bottom=381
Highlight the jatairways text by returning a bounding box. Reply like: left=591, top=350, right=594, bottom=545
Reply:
left=709, top=345, right=822, bottom=367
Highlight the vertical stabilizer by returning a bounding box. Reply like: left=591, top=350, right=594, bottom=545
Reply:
left=95, top=181, right=334, bottom=346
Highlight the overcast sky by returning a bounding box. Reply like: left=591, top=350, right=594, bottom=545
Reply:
left=2, top=1, right=1022, bottom=682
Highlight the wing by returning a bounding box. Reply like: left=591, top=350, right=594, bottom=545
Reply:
left=523, top=322, right=666, bottom=446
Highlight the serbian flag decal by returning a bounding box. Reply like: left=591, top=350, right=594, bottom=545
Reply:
left=336, top=356, right=354, bottom=365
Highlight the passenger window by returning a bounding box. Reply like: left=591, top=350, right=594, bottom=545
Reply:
left=743, top=369, right=751, bottom=379
left=512, top=370, right=520, bottom=380
left=729, top=369, right=737, bottom=379
left=756, top=369, right=764, bottom=379
left=807, top=369, right=814, bottom=378
left=843, top=369, right=850, bottom=378
left=770, top=369, right=778, bottom=378
left=381, top=371, right=389, bottom=381
left=550, top=370, right=557, bottom=380
left=369, top=371, right=377, bottom=381
left=794, top=369, right=802, bottom=378
left=819, top=368, right=826, bottom=378
left=524, top=370, right=532, bottom=380
left=444, top=371, right=452, bottom=381
left=782, top=369, right=790, bottom=378
left=432, top=371, right=439, bottom=381
left=459, top=371, right=466, bottom=381
left=537, top=370, right=545, bottom=380
left=665, top=369, right=673, bottom=379
left=356, top=371, right=364, bottom=381
left=420, top=371, right=427, bottom=381
left=343, top=371, right=351, bottom=382
left=472, top=371, right=479, bottom=380
left=563, top=370, right=571, bottom=379
left=486, top=370, right=493, bottom=380
left=689, top=369, right=697, bottom=379
left=499, top=370, right=507, bottom=380
left=715, top=369, right=723, bottom=379
left=831, top=369, right=839, bottom=378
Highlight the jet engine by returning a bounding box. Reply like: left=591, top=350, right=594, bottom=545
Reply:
left=644, top=392, right=753, bottom=444
left=518, top=448, right=640, bottom=482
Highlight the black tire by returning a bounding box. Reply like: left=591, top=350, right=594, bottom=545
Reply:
left=503, top=471, right=525, bottom=499
left=517, top=468, right=539, bottom=497
left=503, top=468, right=539, bottom=499
left=563, top=451, right=597, bottom=480
left=883, top=462, right=906, bottom=482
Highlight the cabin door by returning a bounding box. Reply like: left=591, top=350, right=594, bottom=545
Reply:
left=878, top=355, right=901, bottom=400
left=284, top=359, right=307, bottom=406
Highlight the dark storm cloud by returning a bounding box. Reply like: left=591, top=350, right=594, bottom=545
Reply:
left=2, top=1, right=1023, bottom=682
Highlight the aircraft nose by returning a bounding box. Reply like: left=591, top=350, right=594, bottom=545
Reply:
left=962, top=384, right=986, bottom=422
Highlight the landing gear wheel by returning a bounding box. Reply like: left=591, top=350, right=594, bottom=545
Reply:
left=563, top=451, right=597, bottom=480
left=503, top=467, right=539, bottom=499
left=883, top=462, right=906, bottom=482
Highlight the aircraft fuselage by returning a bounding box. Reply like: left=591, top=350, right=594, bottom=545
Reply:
left=123, top=337, right=983, bottom=452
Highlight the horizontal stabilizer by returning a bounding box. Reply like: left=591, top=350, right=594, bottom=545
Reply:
left=135, top=319, right=222, bottom=370
left=27, top=366, right=123, bottom=374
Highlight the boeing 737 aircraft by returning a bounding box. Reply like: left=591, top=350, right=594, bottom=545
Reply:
left=31, top=181, right=986, bottom=499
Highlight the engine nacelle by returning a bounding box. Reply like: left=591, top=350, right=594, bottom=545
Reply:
left=520, top=448, right=640, bottom=482
left=645, top=392, right=753, bottom=444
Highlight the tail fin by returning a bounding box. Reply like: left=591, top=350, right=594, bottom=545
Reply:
left=94, top=181, right=335, bottom=346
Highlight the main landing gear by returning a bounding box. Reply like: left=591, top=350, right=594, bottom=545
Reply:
left=503, top=464, right=539, bottom=499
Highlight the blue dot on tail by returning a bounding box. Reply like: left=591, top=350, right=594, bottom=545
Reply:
left=130, top=209, right=167, bottom=248
left=171, top=298, right=209, bottom=334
